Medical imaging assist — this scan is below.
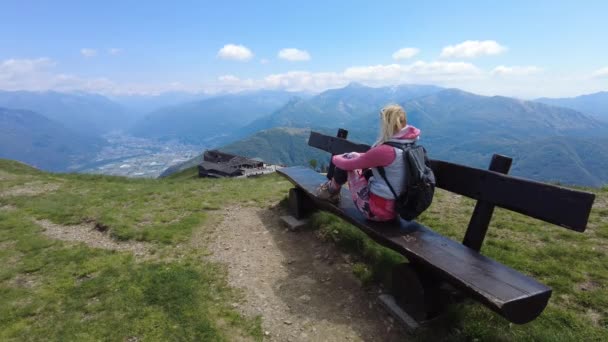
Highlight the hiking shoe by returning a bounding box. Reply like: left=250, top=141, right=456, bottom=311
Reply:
left=315, top=181, right=340, bottom=204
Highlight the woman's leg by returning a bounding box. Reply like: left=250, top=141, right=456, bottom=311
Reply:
left=325, top=166, right=347, bottom=192
left=315, top=167, right=346, bottom=202
left=346, top=170, right=395, bottom=222
left=317, top=166, right=370, bottom=212
left=345, top=169, right=378, bottom=220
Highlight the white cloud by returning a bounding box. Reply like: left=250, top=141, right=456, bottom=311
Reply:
left=392, top=47, right=420, bottom=60
left=0, top=58, right=57, bottom=90
left=491, top=65, right=542, bottom=76
left=80, top=48, right=98, bottom=57
left=440, top=40, right=507, bottom=58
left=217, top=44, right=253, bottom=61
left=592, top=67, right=608, bottom=78
left=264, top=71, right=343, bottom=90
left=278, top=48, right=311, bottom=61
left=0, top=58, right=54, bottom=75
left=0, top=57, right=203, bottom=95
left=213, top=60, right=481, bottom=92
left=343, top=64, right=404, bottom=81
left=344, top=61, right=481, bottom=83
left=108, top=48, right=123, bottom=55
left=0, top=57, right=118, bottom=93
left=407, top=61, right=482, bottom=76
left=218, top=75, right=241, bottom=83
left=216, top=71, right=342, bottom=92
left=216, top=74, right=256, bottom=91
left=2, top=56, right=602, bottom=98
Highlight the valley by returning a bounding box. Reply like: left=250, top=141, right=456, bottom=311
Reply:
left=72, top=132, right=203, bottom=178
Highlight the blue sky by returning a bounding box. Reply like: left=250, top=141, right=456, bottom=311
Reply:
left=1, top=0, right=607, bottom=97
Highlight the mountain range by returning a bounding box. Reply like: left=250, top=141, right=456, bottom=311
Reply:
left=205, top=86, right=608, bottom=187
left=109, top=92, right=210, bottom=115
left=0, top=107, right=104, bottom=171
left=536, top=91, right=608, bottom=122
left=236, top=83, right=443, bottom=139
left=1, top=84, right=607, bottom=186
left=0, top=90, right=131, bottom=135
left=129, top=90, right=304, bottom=145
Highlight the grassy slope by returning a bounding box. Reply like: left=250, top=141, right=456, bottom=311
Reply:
left=220, top=127, right=331, bottom=167
left=0, top=159, right=292, bottom=341
left=1, top=159, right=606, bottom=341
left=312, top=187, right=608, bottom=341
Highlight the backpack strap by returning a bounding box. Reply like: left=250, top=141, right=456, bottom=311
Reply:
left=384, top=141, right=415, bottom=149
left=377, top=166, right=399, bottom=199
left=376, top=141, right=415, bottom=199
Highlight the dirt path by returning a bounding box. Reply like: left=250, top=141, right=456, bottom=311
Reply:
left=207, top=205, right=407, bottom=341
left=0, top=181, right=62, bottom=197
left=36, top=219, right=152, bottom=258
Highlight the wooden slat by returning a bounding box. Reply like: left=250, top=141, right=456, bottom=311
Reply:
left=431, top=160, right=595, bottom=232
left=462, top=154, right=512, bottom=251
left=308, top=131, right=595, bottom=232
left=309, top=131, right=371, bottom=154
left=326, top=129, right=349, bottom=181
left=278, top=166, right=552, bottom=324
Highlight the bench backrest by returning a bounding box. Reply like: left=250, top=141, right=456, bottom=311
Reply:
left=431, top=159, right=594, bottom=232
left=308, top=131, right=595, bottom=239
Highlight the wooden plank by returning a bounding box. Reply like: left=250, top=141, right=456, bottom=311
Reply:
left=462, top=154, right=512, bottom=251
left=308, top=131, right=595, bottom=232
left=326, top=129, right=349, bottom=181
left=278, top=166, right=552, bottom=324
left=308, top=131, right=371, bottom=155
left=431, top=160, right=595, bottom=232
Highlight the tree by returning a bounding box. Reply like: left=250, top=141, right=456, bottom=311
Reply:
left=319, top=161, right=327, bottom=173
left=309, top=159, right=318, bottom=171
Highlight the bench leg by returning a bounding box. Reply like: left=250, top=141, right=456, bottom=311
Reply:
left=391, top=263, right=429, bottom=321
left=288, top=187, right=315, bottom=220
left=390, top=263, right=455, bottom=323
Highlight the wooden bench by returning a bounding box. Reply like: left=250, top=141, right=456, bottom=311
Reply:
left=277, top=129, right=595, bottom=328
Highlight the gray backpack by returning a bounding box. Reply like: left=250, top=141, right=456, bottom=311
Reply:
left=377, top=142, right=436, bottom=221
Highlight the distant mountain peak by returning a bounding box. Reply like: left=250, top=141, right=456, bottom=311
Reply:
left=534, top=90, right=608, bottom=121
left=285, top=96, right=303, bottom=105
left=345, top=82, right=367, bottom=89
left=443, top=88, right=475, bottom=95
left=432, top=88, right=479, bottom=99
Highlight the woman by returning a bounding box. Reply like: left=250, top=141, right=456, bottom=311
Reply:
left=315, top=104, right=420, bottom=222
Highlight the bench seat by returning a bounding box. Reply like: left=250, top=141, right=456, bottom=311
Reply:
left=278, top=166, right=552, bottom=324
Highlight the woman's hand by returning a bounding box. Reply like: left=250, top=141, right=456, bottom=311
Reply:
left=342, top=152, right=360, bottom=159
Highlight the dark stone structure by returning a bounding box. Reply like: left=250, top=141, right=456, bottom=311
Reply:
left=198, top=150, right=265, bottom=178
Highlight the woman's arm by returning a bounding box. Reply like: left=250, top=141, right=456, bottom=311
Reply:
left=332, top=145, right=395, bottom=171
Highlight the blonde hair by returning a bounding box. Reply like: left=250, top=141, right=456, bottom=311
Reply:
left=374, top=104, right=406, bottom=146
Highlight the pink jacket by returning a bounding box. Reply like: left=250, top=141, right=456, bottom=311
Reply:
left=331, top=126, right=421, bottom=171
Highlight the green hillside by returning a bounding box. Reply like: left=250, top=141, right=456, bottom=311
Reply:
left=221, top=127, right=331, bottom=167
left=1, top=158, right=606, bottom=341
left=0, top=108, right=105, bottom=171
